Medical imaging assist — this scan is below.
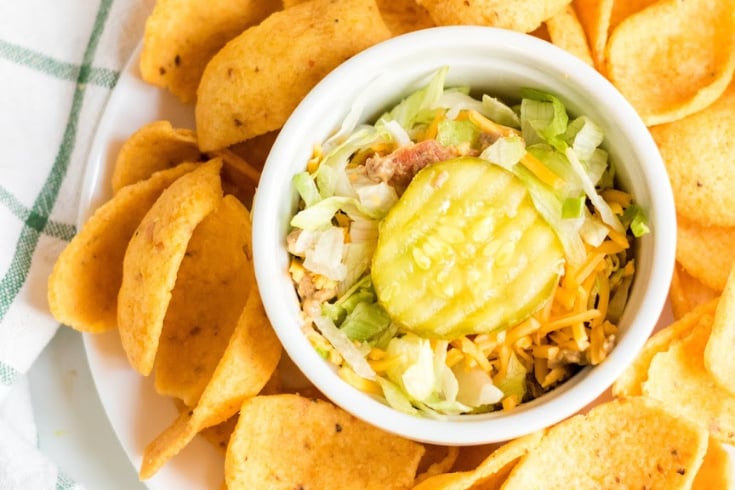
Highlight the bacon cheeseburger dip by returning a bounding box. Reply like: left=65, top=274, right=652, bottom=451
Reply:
left=284, top=66, right=649, bottom=417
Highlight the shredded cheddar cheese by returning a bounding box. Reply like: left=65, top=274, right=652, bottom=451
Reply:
left=339, top=366, right=382, bottom=395
left=520, top=152, right=565, bottom=189
left=306, top=144, right=323, bottom=173
left=466, top=110, right=519, bottom=138
left=421, top=111, right=445, bottom=141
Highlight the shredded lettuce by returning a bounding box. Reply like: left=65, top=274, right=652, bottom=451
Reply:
left=622, top=203, right=650, bottom=237
left=378, top=66, right=448, bottom=131
left=380, top=119, right=412, bottom=147
left=526, top=143, right=582, bottom=197
left=494, top=351, right=528, bottom=400
left=417, top=397, right=472, bottom=417
left=321, top=273, right=394, bottom=342
left=340, top=302, right=392, bottom=342
left=288, top=228, right=348, bottom=281
left=300, top=227, right=347, bottom=281
left=312, top=315, right=376, bottom=380
left=378, top=334, right=483, bottom=416
left=565, top=147, right=624, bottom=233
left=561, top=195, right=585, bottom=219
left=579, top=209, right=611, bottom=247
left=482, top=135, right=526, bottom=168
left=293, top=171, right=321, bottom=207
left=520, top=88, right=569, bottom=150
left=482, top=94, right=521, bottom=129
left=586, top=148, right=609, bottom=186
left=453, top=366, right=504, bottom=407
left=435, top=89, right=485, bottom=120
left=431, top=341, right=458, bottom=402
left=355, top=181, right=399, bottom=215
left=321, top=74, right=390, bottom=154
left=565, top=116, right=604, bottom=161
left=385, top=333, right=436, bottom=401
left=436, top=119, right=480, bottom=149
left=315, top=126, right=386, bottom=198
left=290, top=195, right=386, bottom=231
left=339, top=242, right=374, bottom=296
left=376, top=377, right=419, bottom=415
left=322, top=274, right=374, bottom=322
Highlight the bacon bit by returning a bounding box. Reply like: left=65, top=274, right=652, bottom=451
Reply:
left=366, top=140, right=457, bottom=191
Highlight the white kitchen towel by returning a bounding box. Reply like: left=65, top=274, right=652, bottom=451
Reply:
left=0, top=1, right=153, bottom=487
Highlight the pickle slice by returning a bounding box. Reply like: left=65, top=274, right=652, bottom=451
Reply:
left=371, top=157, right=564, bottom=338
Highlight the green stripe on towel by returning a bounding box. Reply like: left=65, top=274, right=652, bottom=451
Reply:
left=55, top=471, right=77, bottom=490
left=0, top=187, right=77, bottom=240
left=0, top=39, right=119, bottom=89
left=0, top=0, right=114, bottom=323
left=0, top=361, right=20, bottom=386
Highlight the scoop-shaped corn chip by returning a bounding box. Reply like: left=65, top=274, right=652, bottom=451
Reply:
left=604, top=0, right=735, bottom=125
left=140, top=0, right=278, bottom=103
left=118, top=158, right=223, bottom=376
left=140, top=287, right=282, bottom=478
left=210, top=148, right=261, bottom=207
left=377, top=0, right=435, bottom=35
left=224, top=394, right=425, bottom=490
left=416, top=0, right=571, bottom=33
left=282, top=0, right=435, bottom=34
left=171, top=398, right=238, bottom=454
left=643, top=316, right=735, bottom=445
left=529, top=22, right=551, bottom=42
left=110, top=121, right=203, bottom=193
left=692, top=437, right=734, bottom=490
left=704, top=263, right=735, bottom=397
left=195, top=0, right=392, bottom=151
left=154, top=195, right=254, bottom=406
left=652, top=83, right=735, bottom=227
left=670, top=262, right=719, bottom=321
left=414, top=446, right=460, bottom=485
left=227, top=131, right=278, bottom=173
left=199, top=415, right=238, bottom=454
left=612, top=299, right=718, bottom=397
left=412, top=432, right=541, bottom=490
left=48, top=163, right=197, bottom=333
left=609, top=0, right=658, bottom=32
left=545, top=4, right=593, bottom=65
left=502, top=397, right=709, bottom=490
left=451, top=443, right=505, bottom=472
left=676, top=214, right=735, bottom=292
left=572, top=0, right=612, bottom=69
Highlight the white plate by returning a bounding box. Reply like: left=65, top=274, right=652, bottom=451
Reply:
left=81, top=43, right=224, bottom=490
left=80, top=42, right=735, bottom=490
